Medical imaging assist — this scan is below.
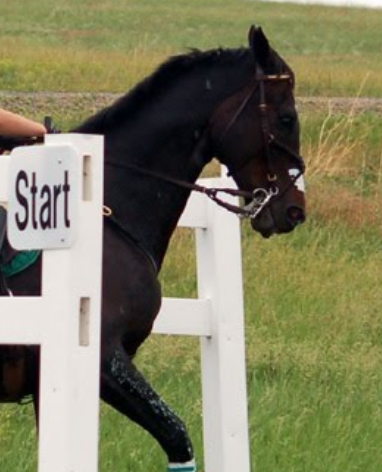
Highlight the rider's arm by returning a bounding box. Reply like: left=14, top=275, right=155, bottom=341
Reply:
left=0, top=109, right=47, bottom=137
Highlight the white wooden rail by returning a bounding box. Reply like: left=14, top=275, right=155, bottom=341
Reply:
left=154, top=178, right=251, bottom=472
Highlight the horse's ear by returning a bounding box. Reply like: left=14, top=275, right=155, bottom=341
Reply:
left=248, top=25, right=270, bottom=69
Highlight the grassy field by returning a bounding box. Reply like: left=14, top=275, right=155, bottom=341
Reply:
left=1, top=0, right=382, bottom=96
left=1, top=1, right=382, bottom=471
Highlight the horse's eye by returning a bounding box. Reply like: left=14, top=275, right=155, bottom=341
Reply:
left=279, top=113, right=296, bottom=129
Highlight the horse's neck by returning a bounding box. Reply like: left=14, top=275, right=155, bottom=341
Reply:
left=81, top=56, right=252, bottom=270
left=104, top=123, right=205, bottom=272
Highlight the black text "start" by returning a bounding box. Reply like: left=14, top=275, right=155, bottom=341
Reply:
left=14, top=170, right=71, bottom=231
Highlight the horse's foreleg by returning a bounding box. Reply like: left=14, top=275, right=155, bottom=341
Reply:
left=101, top=346, right=196, bottom=472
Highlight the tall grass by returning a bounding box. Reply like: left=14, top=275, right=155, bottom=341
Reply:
left=1, top=0, right=382, bottom=95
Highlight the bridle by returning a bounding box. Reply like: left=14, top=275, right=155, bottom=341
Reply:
left=217, top=72, right=305, bottom=176
left=105, top=68, right=305, bottom=220
left=212, top=69, right=305, bottom=218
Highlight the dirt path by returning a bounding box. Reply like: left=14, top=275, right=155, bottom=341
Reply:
left=298, top=96, right=382, bottom=115
left=1, top=91, right=382, bottom=116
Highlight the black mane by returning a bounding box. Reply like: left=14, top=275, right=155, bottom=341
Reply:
left=133, top=47, right=249, bottom=102
left=75, top=47, right=251, bottom=133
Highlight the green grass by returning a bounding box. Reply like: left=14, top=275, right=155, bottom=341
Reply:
left=245, top=217, right=382, bottom=471
left=1, top=0, right=382, bottom=95
left=1, top=1, right=382, bottom=471
left=2, top=218, right=382, bottom=472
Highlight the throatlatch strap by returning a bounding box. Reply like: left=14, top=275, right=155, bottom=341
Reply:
left=168, top=459, right=197, bottom=472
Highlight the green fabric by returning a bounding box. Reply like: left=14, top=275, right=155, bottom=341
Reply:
left=2, top=250, right=41, bottom=278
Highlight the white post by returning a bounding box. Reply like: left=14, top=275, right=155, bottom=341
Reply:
left=0, top=134, right=104, bottom=472
left=154, top=177, right=251, bottom=472
left=39, top=134, right=104, bottom=472
left=196, top=181, right=251, bottom=472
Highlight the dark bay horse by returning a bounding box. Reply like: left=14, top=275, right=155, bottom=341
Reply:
left=1, top=26, right=305, bottom=471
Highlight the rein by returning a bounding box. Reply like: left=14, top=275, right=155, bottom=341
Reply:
left=0, top=117, right=59, bottom=153
left=105, top=161, right=268, bottom=219
left=0, top=136, right=43, bottom=153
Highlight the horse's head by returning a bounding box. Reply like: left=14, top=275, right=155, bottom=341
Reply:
left=209, top=26, right=306, bottom=238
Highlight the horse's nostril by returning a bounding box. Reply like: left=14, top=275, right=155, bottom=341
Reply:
left=287, top=206, right=306, bottom=226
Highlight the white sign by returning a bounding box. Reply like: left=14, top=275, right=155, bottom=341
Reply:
left=8, top=144, right=80, bottom=250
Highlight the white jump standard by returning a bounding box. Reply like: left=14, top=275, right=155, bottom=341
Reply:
left=0, top=134, right=104, bottom=472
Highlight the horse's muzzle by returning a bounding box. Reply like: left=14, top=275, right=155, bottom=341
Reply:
left=286, top=205, right=306, bottom=228
left=250, top=204, right=306, bottom=238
